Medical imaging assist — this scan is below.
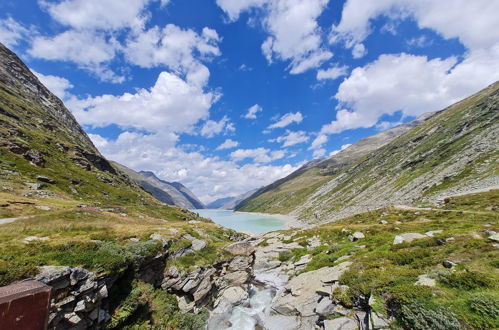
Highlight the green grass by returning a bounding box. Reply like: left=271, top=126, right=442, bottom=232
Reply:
left=275, top=190, right=499, bottom=329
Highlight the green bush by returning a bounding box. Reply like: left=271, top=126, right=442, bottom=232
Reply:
left=397, top=302, right=463, bottom=330
left=468, top=292, right=499, bottom=318
left=384, top=283, right=434, bottom=306
left=278, top=251, right=292, bottom=262
left=438, top=271, right=493, bottom=290
left=389, top=249, right=430, bottom=266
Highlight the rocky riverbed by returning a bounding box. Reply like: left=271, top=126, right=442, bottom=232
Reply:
left=206, top=231, right=391, bottom=330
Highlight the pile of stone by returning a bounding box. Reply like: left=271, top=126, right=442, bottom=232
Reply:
left=35, top=266, right=110, bottom=329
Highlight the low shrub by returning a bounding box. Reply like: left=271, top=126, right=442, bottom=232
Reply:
left=438, top=271, right=493, bottom=290
left=468, top=292, right=499, bottom=318
left=397, top=302, right=463, bottom=330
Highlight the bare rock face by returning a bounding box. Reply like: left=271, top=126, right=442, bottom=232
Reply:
left=224, top=241, right=255, bottom=256
left=272, top=262, right=352, bottom=317
left=393, top=233, right=427, bottom=244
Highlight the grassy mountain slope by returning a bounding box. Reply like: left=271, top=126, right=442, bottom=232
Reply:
left=237, top=82, right=499, bottom=223
left=0, top=42, right=237, bottom=290
left=266, top=189, right=499, bottom=329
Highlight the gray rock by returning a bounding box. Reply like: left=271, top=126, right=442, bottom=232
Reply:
left=379, top=220, right=388, bottom=225
left=26, top=182, right=45, bottom=190
left=192, top=275, right=213, bottom=302
left=228, top=255, right=252, bottom=271
left=224, top=241, right=255, bottom=256
left=415, top=274, right=436, bottom=287
left=294, top=254, right=312, bottom=267
left=393, top=233, right=426, bottom=244
left=324, top=317, right=358, bottom=330
left=370, top=312, right=391, bottom=329
left=36, top=175, right=56, bottom=184
left=488, top=233, right=499, bottom=242
left=150, top=233, right=171, bottom=248
left=35, top=205, right=51, bottom=211
left=315, top=296, right=334, bottom=316
left=216, top=286, right=248, bottom=306
left=272, top=262, right=352, bottom=317
left=425, top=230, right=443, bottom=237
left=183, top=234, right=207, bottom=251
left=443, top=260, right=457, bottom=268
left=74, top=300, right=86, bottom=312
left=70, top=267, right=89, bottom=285
left=348, top=232, right=365, bottom=242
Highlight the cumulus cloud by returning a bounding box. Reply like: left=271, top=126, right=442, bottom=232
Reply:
left=244, top=104, right=263, bottom=119
left=32, top=70, right=74, bottom=100
left=217, top=0, right=332, bottom=74
left=40, top=0, right=156, bottom=30
left=200, top=116, right=235, bottom=138
left=331, top=0, right=499, bottom=51
left=124, top=25, right=220, bottom=85
left=351, top=43, right=366, bottom=58
left=66, top=71, right=217, bottom=133
left=29, top=30, right=124, bottom=82
left=267, top=112, right=303, bottom=129
left=321, top=51, right=499, bottom=134
left=90, top=131, right=298, bottom=202
left=215, top=0, right=267, bottom=21
left=312, top=148, right=326, bottom=158
left=316, top=64, right=349, bottom=81
left=309, top=133, right=328, bottom=150
left=231, top=148, right=286, bottom=163
left=271, top=130, right=309, bottom=147
left=216, top=139, right=239, bottom=150
left=0, top=17, right=31, bottom=48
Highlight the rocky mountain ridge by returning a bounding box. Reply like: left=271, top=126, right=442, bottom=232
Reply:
left=111, top=162, right=205, bottom=209
left=208, top=189, right=259, bottom=209
left=237, top=82, right=499, bottom=223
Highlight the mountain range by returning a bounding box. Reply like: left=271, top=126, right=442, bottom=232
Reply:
left=111, top=162, right=205, bottom=209
left=236, top=83, right=499, bottom=223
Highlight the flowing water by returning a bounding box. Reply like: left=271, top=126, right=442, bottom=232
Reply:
left=193, top=209, right=286, bottom=234
left=195, top=209, right=292, bottom=329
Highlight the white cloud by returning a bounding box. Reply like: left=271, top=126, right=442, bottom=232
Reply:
left=32, top=70, right=74, bottom=100
left=351, top=43, right=366, bottom=58
left=309, top=133, right=328, bottom=150
left=331, top=0, right=499, bottom=51
left=0, top=17, right=31, bottom=48
left=322, top=51, right=499, bottom=134
left=215, top=0, right=267, bottom=21
left=329, top=143, right=351, bottom=156
left=268, top=112, right=303, bottom=129
left=29, top=30, right=124, bottom=82
left=67, top=71, right=217, bottom=134
left=124, top=25, right=220, bottom=86
left=271, top=130, right=309, bottom=147
left=216, top=139, right=239, bottom=150
left=244, top=104, right=262, bottom=119
left=201, top=116, right=235, bottom=138
left=316, top=64, right=349, bottom=81
left=231, top=148, right=286, bottom=163
left=41, top=0, right=155, bottom=30
left=312, top=148, right=326, bottom=158
left=92, top=130, right=298, bottom=202
left=217, top=0, right=332, bottom=74
left=406, top=35, right=432, bottom=48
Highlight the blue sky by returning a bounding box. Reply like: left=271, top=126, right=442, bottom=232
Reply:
left=1, top=0, right=498, bottom=202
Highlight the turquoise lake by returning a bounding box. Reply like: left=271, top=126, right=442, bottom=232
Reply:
left=193, top=209, right=286, bottom=234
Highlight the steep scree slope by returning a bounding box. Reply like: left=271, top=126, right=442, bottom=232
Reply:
left=237, top=82, right=499, bottom=223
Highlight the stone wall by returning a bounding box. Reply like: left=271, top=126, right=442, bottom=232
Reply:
left=35, top=266, right=111, bottom=329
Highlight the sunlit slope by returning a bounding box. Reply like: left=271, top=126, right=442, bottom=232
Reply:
left=237, top=82, right=499, bottom=223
